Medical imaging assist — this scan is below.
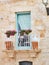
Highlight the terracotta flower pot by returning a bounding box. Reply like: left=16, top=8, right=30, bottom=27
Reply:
left=5, top=41, right=13, bottom=50
left=32, top=42, right=38, bottom=49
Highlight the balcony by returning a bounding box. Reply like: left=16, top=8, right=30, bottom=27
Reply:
left=2, top=49, right=41, bottom=61
left=3, top=34, right=41, bottom=60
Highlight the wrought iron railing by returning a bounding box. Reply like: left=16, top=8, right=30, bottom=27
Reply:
left=18, top=34, right=30, bottom=46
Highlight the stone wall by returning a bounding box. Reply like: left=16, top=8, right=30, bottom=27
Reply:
left=0, top=0, right=49, bottom=65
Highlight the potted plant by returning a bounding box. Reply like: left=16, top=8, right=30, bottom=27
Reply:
left=5, top=30, right=16, bottom=50
left=20, top=30, right=25, bottom=36
left=31, top=35, right=39, bottom=50
left=5, top=30, right=16, bottom=37
left=32, top=41, right=38, bottom=49
left=20, top=29, right=32, bottom=35
left=5, top=41, right=14, bottom=50
left=24, top=29, right=32, bottom=35
left=10, top=30, right=16, bottom=36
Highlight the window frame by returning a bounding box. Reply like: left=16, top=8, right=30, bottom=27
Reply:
left=15, top=11, right=32, bottom=50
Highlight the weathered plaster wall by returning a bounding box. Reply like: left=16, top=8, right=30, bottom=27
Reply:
left=0, top=0, right=49, bottom=65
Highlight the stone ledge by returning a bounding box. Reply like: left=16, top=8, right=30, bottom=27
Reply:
left=15, top=49, right=41, bottom=53
left=2, top=49, right=41, bottom=59
left=3, top=49, right=41, bottom=53
left=3, top=49, right=41, bottom=54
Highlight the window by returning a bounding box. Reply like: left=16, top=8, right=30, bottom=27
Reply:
left=46, top=8, right=49, bottom=15
left=19, top=61, right=32, bottom=65
left=16, top=12, right=32, bottom=50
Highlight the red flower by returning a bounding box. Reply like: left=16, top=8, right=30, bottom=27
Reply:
left=5, top=30, right=17, bottom=37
